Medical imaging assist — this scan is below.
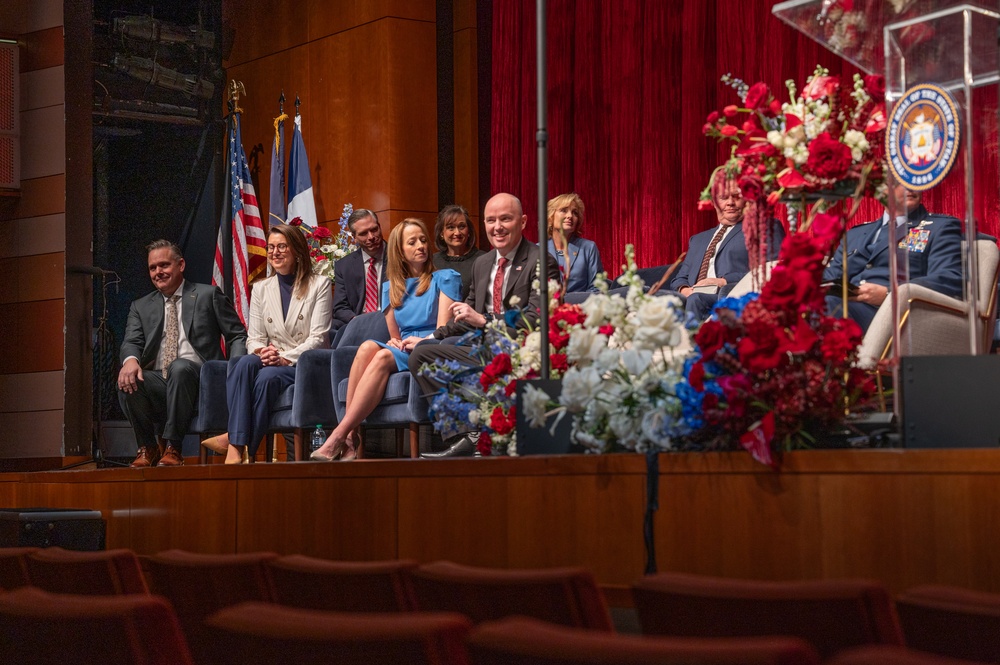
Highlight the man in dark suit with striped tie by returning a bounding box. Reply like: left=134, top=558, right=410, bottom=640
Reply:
left=331, top=208, right=387, bottom=337
left=669, top=173, right=784, bottom=320
left=118, top=240, right=247, bottom=468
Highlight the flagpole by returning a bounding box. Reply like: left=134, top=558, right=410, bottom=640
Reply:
left=536, top=0, right=550, bottom=381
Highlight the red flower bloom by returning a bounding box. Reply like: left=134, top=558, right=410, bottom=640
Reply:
left=477, top=432, right=493, bottom=456
left=311, top=226, right=332, bottom=239
left=706, top=110, right=720, bottom=124
left=688, top=361, right=706, bottom=392
left=719, top=124, right=739, bottom=137
left=766, top=98, right=782, bottom=117
left=550, top=353, right=568, bottom=372
left=778, top=318, right=820, bottom=356
left=480, top=353, right=513, bottom=389
left=723, top=105, right=739, bottom=119
left=804, top=132, right=852, bottom=180
left=801, top=74, right=839, bottom=100
left=777, top=166, right=807, bottom=190
left=738, top=175, right=764, bottom=201
left=551, top=304, right=586, bottom=327
left=697, top=199, right=715, bottom=212
left=549, top=327, right=570, bottom=350
left=504, top=380, right=517, bottom=397
left=760, top=265, right=819, bottom=315
left=490, top=406, right=516, bottom=435
left=598, top=324, right=615, bottom=336
left=288, top=217, right=303, bottom=226
left=864, top=74, right=885, bottom=103
left=694, top=320, right=730, bottom=360
left=744, top=82, right=769, bottom=111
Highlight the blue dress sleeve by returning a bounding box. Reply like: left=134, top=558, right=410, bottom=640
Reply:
left=381, top=280, right=391, bottom=309
left=435, top=269, right=463, bottom=302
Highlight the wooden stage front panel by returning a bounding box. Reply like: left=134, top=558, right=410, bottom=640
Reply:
left=1, top=450, right=998, bottom=593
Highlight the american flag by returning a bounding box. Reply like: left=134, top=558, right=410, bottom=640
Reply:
left=213, top=112, right=266, bottom=324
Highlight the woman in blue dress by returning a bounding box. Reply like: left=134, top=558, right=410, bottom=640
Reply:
left=546, top=192, right=605, bottom=293
left=310, top=218, right=461, bottom=461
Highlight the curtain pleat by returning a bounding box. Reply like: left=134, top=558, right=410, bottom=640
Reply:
left=491, top=0, right=999, bottom=273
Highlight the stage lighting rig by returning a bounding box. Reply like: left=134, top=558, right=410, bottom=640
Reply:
left=111, top=54, right=215, bottom=100
left=112, top=14, right=215, bottom=52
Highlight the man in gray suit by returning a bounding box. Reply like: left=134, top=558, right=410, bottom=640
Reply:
left=409, top=192, right=558, bottom=457
left=118, top=240, right=247, bottom=467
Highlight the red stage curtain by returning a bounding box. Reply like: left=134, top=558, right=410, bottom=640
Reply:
left=491, top=0, right=999, bottom=274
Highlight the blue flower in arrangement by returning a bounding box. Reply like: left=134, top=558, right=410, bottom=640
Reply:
left=711, top=292, right=759, bottom=318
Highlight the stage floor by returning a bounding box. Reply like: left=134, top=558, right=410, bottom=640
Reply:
left=1, top=449, right=999, bottom=593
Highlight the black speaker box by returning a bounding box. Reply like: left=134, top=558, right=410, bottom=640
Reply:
left=0, top=508, right=106, bottom=550
left=901, top=355, right=1000, bottom=449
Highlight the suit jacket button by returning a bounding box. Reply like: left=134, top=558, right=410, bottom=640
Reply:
left=298, top=314, right=303, bottom=320
left=267, top=317, right=273, bottom=323
left=865, top=263, right=873, bottom=269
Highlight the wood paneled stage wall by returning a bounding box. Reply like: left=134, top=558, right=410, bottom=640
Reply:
left=3, top=450, right=1000, bottom=594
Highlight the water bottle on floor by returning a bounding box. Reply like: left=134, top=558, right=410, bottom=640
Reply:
left=311, top=425, right=326, bottom=453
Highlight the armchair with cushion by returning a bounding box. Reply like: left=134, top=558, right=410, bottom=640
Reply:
left=330, top=312, right=425, bottom=458
left=857, top=239, right=1000, bottom=370
left=194, top=348, right=338, bottom=463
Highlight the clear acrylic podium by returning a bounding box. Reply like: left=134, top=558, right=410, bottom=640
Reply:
left=774, top=0, right=1000, bottom=418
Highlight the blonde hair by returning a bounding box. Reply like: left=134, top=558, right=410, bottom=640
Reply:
left=546, top=192, right=586, bottom=237
left=386, top=218, right=434, bottom=309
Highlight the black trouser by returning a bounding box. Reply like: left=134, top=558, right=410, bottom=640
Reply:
left=119, top=358, right=200, bottom=449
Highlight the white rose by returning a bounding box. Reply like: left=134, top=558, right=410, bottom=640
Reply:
left=559, top=366, right=603, bottom=412
left=641, top=408, right=674, bottom=450
left=609, top=413, right=638, bottom=449
left=469, top=409, right=481, bottom=426
left=581, top=294, right=611, bottom=327
left=508, top=294, right=522, bottom=308
left=767, top=130, right=783, bottom=148
left=566, top=328, right=607, bottom=364
left=593, top=347, right=620, bottom=374
left=635, top=297, right=679, bottom=330
left=521, top=383, right=552, bottom=428
left=620, top=349, right=653, bottom=376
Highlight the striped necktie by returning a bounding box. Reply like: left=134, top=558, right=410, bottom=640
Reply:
left=363, top=257, right=378, bottom=313
left=696, top=226, right=727, bottom=282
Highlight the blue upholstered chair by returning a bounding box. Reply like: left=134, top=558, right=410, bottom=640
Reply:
left=330, top=312, right=428, bottom=458
left=193, top=350, right=338, bottom=463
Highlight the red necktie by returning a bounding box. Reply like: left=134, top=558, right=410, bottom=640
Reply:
left=363, top=257, right=378, bottom=313
left=696, top=226, right=727, bottom=282
left=492, top=257, right=508, bottom=315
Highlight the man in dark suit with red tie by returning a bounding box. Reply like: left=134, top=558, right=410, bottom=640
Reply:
left=670, top=173, right=784, bottom=321
left=409, top=192, right=559, bottom=457
left=331, top=208, right=388, bottom=335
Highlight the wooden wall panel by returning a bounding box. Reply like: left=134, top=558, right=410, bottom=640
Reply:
left=21, top=26, right=63, bottom=72
left=453, top=27, right=480, bottom=224
left=20, top=105, right=65, bottom=180
left=0, top=371, right=62, bottom=411
left=21, top=65, right=64, bottom=111
left=129, top=478, right=238, bottom=554
left=454, top=0, right=476, bottom=31
left=0, top=174, right=66, bottom=221
left=5, top=299, right=64, bottom=373
left=0, top=214, right=65, bottom=259
left=0, top=252, right=64, bottom=304
left=234, top=477, right=398, bottom=559
left=383, top=18, right=438, bottom=219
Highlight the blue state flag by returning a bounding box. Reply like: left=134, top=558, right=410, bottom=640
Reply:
left=286, top=112, right=318, bottom=230
left=268, top=112, right=287, bottom=226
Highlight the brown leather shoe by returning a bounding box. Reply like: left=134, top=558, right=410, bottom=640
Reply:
left=157, top=444, right=184, bottom=467
left=130, top=446, right=161, bottom=468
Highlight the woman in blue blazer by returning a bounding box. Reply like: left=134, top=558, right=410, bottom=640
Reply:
left=546, top=193, right=604, bottom=293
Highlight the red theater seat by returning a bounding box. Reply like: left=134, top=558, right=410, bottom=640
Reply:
left=633, top=572, right=903, bottom=659
left=204, top=601, right=472, bottom=665
left=265, top=554, right=419, bottom=612
left=0, top=547, right=36, bottom=590
left=409, top=560, right=614, bottom=631
left=0, top=586, right=194, bottom=664
left=143, top=549, right=277, bottom=661
left=895, top=584, right=1000, bottom=663
left=26, top=547, right=148, bottom=595
left=827, top=645, right=993, bottom=665
left=467, top=615, right=821, bottom=665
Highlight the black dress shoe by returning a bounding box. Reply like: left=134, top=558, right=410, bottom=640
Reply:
left=421, top=435, right=478, bottom=458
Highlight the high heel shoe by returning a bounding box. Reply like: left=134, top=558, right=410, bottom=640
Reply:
left=310, top=439, right=346, bottom=462
left=224, top=445, right=247, bottom=465
left=201, top=434, right=229, bottom=455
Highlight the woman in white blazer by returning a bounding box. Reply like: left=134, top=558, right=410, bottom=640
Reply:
left=204, top=223, right=332, bottom=463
